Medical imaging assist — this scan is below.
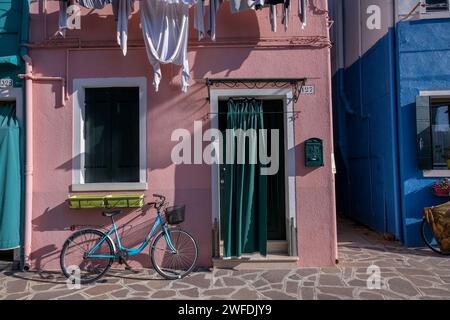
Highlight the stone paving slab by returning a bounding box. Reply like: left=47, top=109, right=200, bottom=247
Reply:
left=0, top=216, right=450, bottom=300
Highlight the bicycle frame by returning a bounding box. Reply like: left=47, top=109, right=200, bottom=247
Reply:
left=86, top=210, right=178, bottom=259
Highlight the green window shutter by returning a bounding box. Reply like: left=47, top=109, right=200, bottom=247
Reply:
left=416, top=95, right=433, bottom=170
left=111, top=88, right=140, bottom=182
left=84, top=87, right=140, bottom=183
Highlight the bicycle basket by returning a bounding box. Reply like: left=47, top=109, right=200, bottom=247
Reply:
left=165, top=205, right=185, bottom=225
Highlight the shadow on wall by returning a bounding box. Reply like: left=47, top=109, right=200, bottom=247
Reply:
left=308, top=0, right=329, bottom=16
left=189, top=6, right=260, bottom=79
left=31, top=201, right=160, bottom=269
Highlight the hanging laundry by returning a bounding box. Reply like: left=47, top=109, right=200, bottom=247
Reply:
left=140, top=0, right=190, bottom=93
left=267, top=0, right=290, bottom=32
left=207, top=0, right=223, bottom=41
left=112, top=0, right=134, bottom=56
left=229, top=0, right=255, bottom=13
left=194, top=0, right=206, bottom=40
left=58, top=0, right=111, bottom=37
left=255, top=0, right=264, bottom=10
left=270, top=5, right=276, bottom=32
left=298, top=0, right=307, bottom=29
left=77, top=0, right=112, bottom=9
left=194, top=0, right=222, bottom=42
left=58, top=0, right=69, bottom=37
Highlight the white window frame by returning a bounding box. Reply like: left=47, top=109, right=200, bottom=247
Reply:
left=420, top=90, right=450, bottom=178
left=72, top=77, right=147, bottom=191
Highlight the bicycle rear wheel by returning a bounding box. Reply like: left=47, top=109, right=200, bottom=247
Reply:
left=151, top=228, right=198, bottom=280
left=60, top=229, right=115, bottom=284
left=421, top=218, right=450, bottom=256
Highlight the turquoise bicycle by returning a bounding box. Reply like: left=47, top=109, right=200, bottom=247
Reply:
left=60, top=194, right=198, bottom=284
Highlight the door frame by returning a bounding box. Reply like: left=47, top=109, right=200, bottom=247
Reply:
left=0, top=87, right=24, bottom=261
left=209, top=88, right=297, bottom=257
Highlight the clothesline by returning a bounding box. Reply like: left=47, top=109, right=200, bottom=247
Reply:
left=58, top=0, right=309, bottom=93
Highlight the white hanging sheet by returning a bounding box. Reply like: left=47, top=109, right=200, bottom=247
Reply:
left=140, top=0, right=190, bottom=93
left=112, top=0, right=135, bottom=56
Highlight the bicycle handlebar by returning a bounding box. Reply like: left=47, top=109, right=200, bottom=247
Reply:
left=153, top=194, right=165, bottom=200
left=148, top=194, right=167, bottom=211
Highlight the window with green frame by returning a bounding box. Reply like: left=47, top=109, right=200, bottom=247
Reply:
left=84, top=87, right=140, bottom=183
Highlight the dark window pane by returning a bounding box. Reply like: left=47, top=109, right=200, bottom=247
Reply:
left=84, top=87, right=140, bottom=183
left=431, top=98, right=450, bottom=169
left=426, top=0, right=449, bottom=11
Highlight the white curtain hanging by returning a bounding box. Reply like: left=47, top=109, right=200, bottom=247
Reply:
left=140, top=0, right=190, bottom=93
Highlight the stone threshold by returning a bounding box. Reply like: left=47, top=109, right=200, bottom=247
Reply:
left=213, top=254, right=299, bottom=270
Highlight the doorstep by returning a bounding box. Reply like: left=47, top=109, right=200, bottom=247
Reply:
left=0, top=260, right=18, bottom=272
left=213, top=254, right=299, bottom=270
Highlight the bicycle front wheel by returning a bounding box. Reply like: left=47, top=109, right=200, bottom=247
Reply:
left=421, top=218, right=450, bottom=256
left=151, top=228, right=198, bottom=280
left=60, top=229, right=115, bottom=284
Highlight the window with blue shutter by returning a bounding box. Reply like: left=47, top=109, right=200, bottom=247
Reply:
left=84, top=87, right=140, bottom=183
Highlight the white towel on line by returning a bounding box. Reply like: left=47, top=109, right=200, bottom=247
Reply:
left=140, top=0, right=190, bottom=93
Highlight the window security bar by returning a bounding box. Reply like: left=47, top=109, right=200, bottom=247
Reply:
left=204, top=78, right=308, bottom=104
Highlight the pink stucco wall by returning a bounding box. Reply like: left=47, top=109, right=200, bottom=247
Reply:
left=28, top=0, right=337, bottom=270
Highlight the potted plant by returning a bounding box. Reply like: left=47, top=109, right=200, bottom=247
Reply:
left=432, top=178, right=450, bottom=197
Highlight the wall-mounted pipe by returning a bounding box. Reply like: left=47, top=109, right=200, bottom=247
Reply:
left=18, top=55, right=66, bottom=271
left=18, top=55, right=33, bottom=271
left=19, top=74, right=66, bottom=107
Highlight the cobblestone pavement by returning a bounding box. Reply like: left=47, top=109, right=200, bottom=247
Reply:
left=1, top=216, right=450, bottom=300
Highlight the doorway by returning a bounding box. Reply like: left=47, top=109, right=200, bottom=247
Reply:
left=218, top=98, right=287, bottom=258
left=0, top=101, right=21, bottom=260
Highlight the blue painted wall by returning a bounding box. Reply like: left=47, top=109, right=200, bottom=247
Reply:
left=332, top=2, right=450, bottom=246
left=329, top=0, right=403, bottom=241
left=333, top=28, right=402, bottom=240
left=396, top=18, right=450, bottom=246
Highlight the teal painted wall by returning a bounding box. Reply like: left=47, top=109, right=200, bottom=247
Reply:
left=0, top=0, right=28, bottom=260
left=0, top=0, right=29, bottom=87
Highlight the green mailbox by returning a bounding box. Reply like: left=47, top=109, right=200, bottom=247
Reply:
left=305, top=138, right=324, bottom=167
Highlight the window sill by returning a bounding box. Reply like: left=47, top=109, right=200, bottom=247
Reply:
left=423, top=170, right=450, bottom=178
left=71, top=183, right=148, bottom=192
left=400, top=12, right=450, bottom=21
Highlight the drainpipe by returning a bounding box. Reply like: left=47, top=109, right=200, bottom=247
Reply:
left=18, top=55, right=33, bottom=271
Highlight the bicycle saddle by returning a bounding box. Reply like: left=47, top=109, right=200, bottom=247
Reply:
left=102, top=210, right=123, bottom=218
